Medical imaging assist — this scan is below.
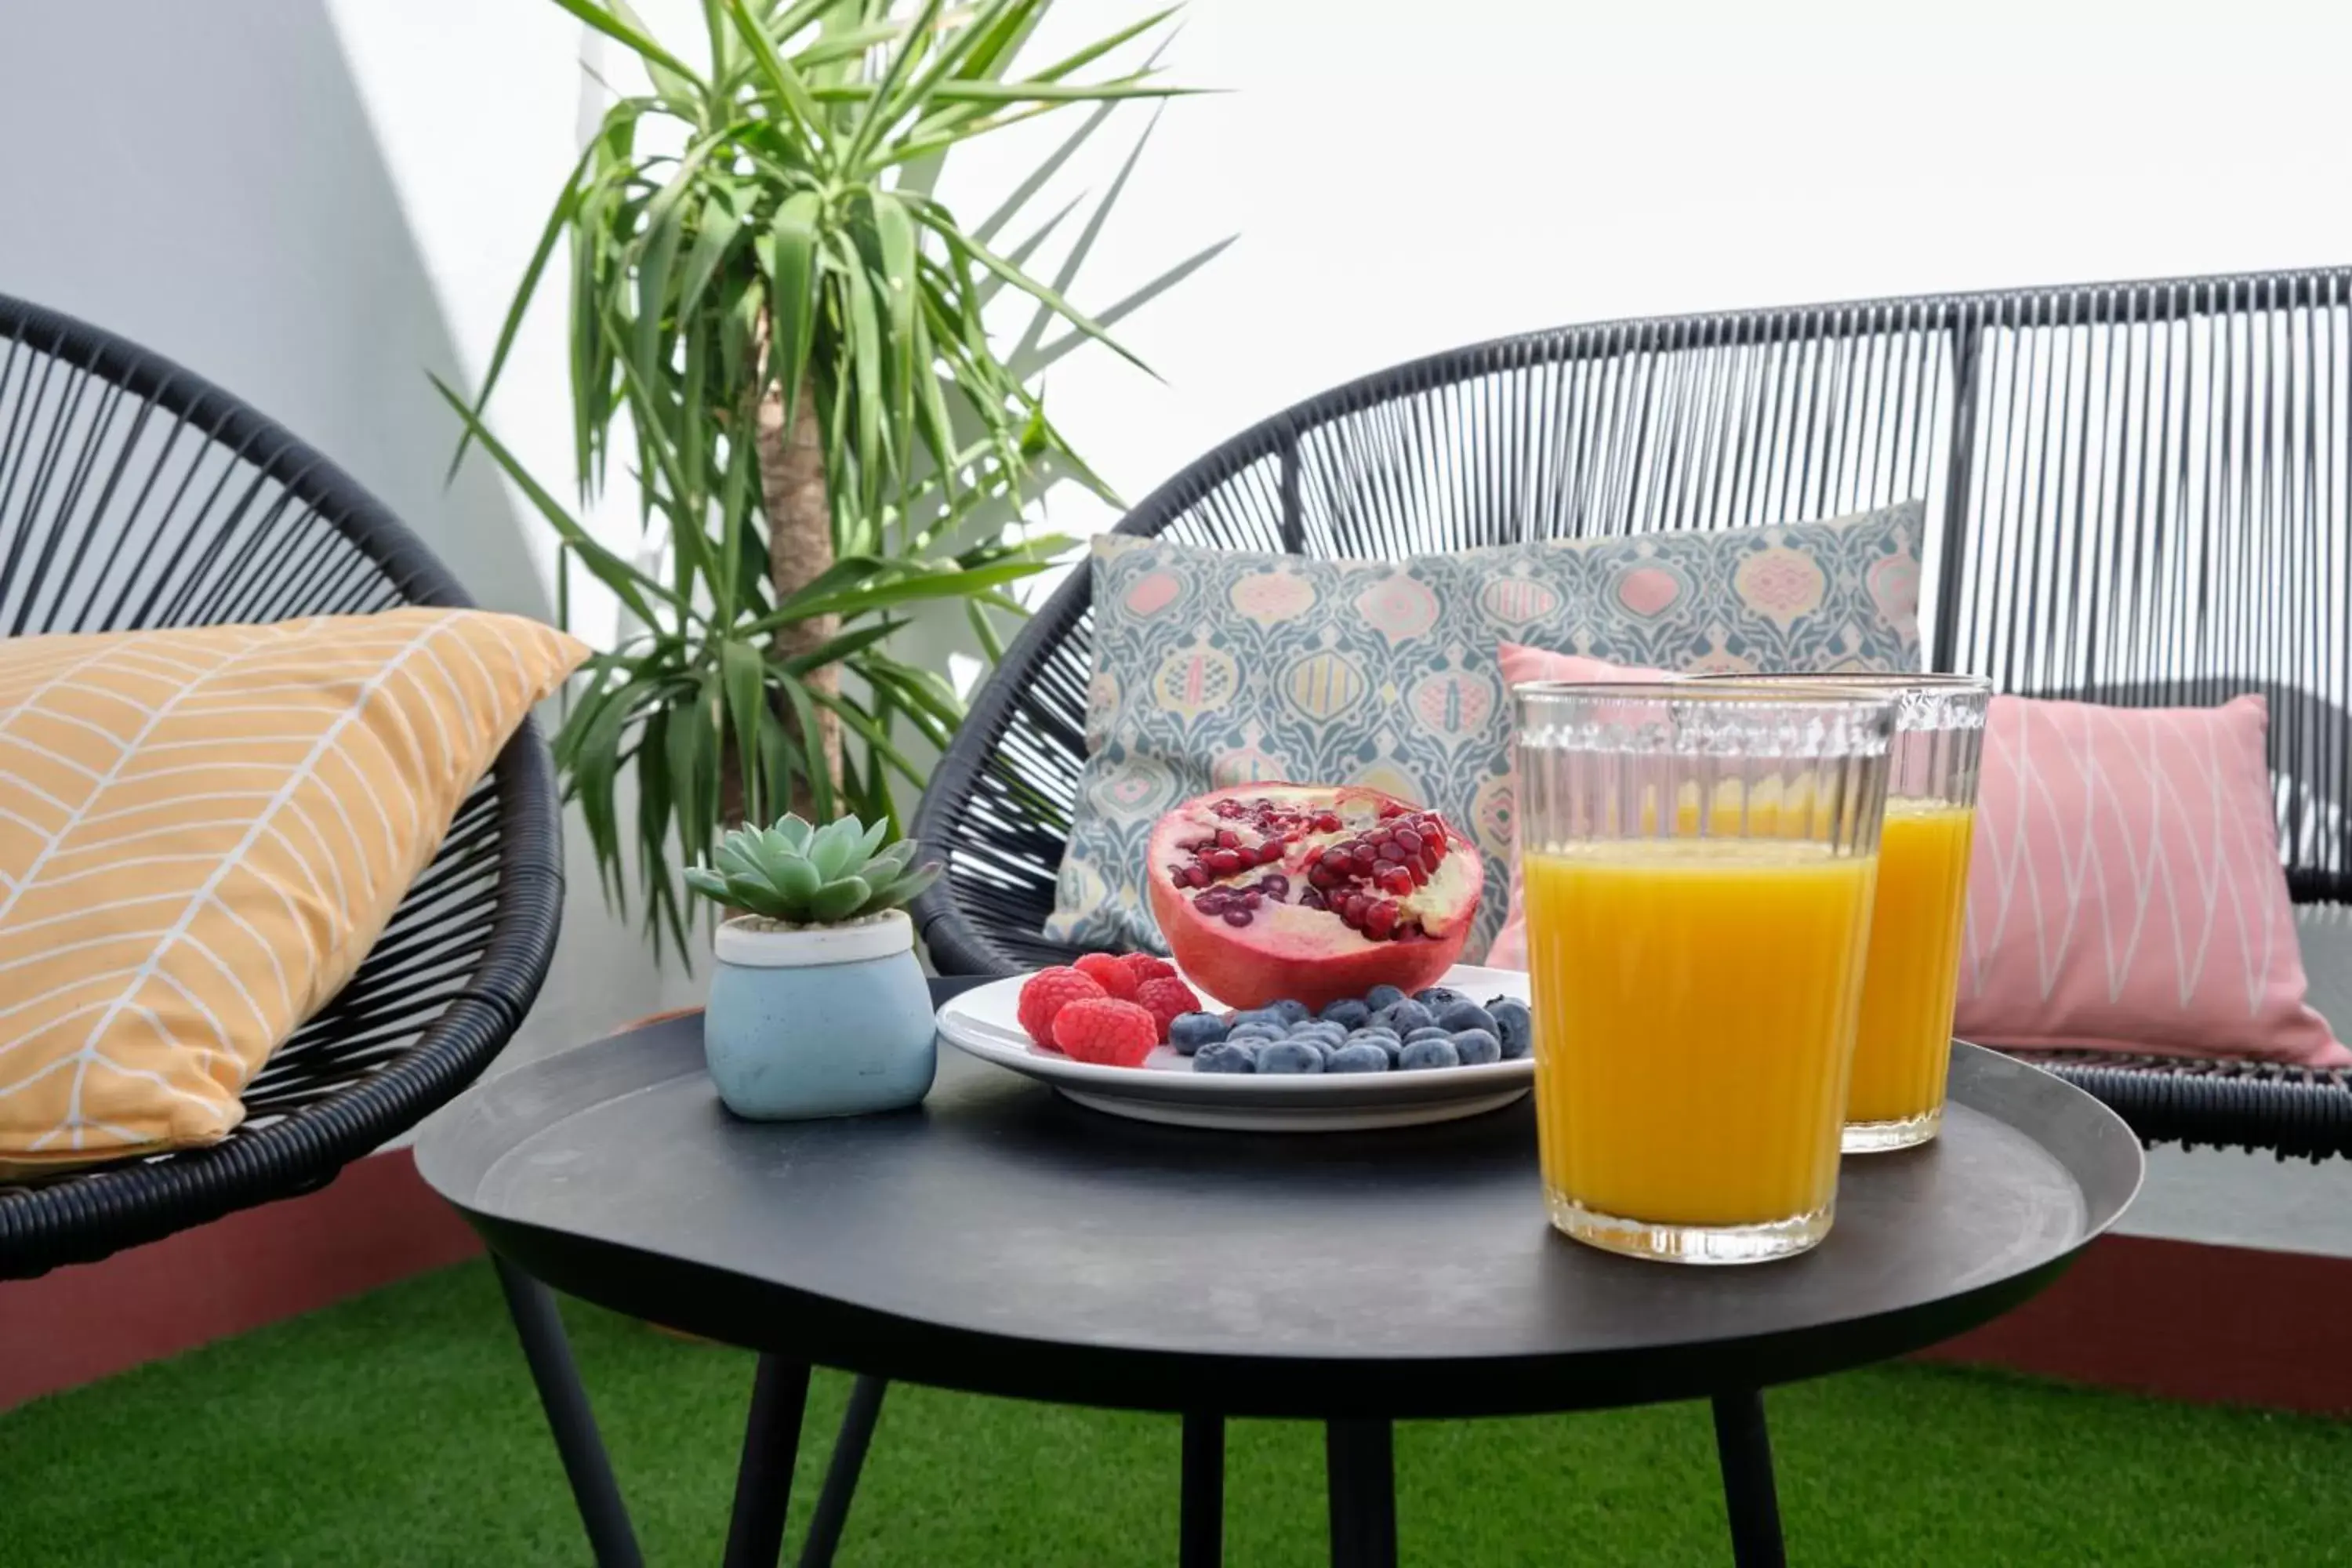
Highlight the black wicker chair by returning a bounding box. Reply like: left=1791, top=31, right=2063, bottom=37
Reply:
left=0, top=294, right=565, bottom=1279
left=913, top=266, right=2352, bottom=1163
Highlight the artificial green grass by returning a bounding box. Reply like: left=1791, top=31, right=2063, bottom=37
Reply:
left=2, top=1261, right=2347, bottom=1566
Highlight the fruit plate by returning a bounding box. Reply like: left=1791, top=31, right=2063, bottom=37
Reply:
left=935, top=964, right=1532, bottom=1132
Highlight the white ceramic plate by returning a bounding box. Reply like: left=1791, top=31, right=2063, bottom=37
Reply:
left=935, top=964, right=1533, bottom=1132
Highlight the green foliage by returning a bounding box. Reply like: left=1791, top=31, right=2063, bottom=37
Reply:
left=684, top=811, right=941, bottom=923
left=441, top=0, right=1203, bottom=960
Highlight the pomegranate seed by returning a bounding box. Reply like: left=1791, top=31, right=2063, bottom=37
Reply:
left=1206, top=848, right=1243, bottom=874
left=1315, top=812, right=1341, bottom=832
left=1376, top=841, right=1406, bottom=862
left=1301, top=844, right=1324, bottom=867
left=1254, top=841, right=1283, bottom=865
left=1379, top=802, right=1406, bottom=818
left=1299, top=887, right=1325, bottom=910
left=1221, top=908, right=1251, bottom=927
left=1260, top=874, right=1290, bottom=898
left=1364, top=899, right=1397, bottom=938
left=1352, top=844, right=1377, bottom=869
left=1407, top=861, right=1430, bottom=887
left=1395, top=829, right=1422, bottom=855
left=1378, top=866, right=1412, bottom=895
left=1310, top=863, right=1337, bottom=888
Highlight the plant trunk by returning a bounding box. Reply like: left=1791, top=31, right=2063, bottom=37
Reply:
left=755, top=365, right=842, bottom=818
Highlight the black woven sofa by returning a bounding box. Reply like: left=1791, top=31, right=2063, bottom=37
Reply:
left=0, top=294, right=565, bottom=1280
left=913, top=266, right=2352, bottom=1163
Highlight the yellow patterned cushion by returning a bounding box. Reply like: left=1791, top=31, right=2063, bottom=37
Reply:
left=0, top=608, right=587, bottom=1174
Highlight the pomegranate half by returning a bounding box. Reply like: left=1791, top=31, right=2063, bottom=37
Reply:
left=1144, top=783, right=1483, bottom=1011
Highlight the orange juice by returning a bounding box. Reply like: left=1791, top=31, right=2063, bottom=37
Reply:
left=1524, top=840, right=1877, bottom=1229
left=1845, top=800, right=1976, bottom=1131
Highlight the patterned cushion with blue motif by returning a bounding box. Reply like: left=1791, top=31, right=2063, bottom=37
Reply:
left=1047, top=502, right=1925, bottom=959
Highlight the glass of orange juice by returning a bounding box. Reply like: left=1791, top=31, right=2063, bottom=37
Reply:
left=1698, top=673, right=1991, bottom=1152
left=1513, top=681, right=1893, bottom=1264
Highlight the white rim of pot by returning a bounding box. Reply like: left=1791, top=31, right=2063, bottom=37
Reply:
left=714, top=908, right=914, bottom=968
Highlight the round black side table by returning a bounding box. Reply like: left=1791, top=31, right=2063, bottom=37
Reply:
left=416, top=980, right=2140, bottom=1567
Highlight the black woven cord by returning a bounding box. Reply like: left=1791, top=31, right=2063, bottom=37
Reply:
left=0, top=294, right=564, bottom=1278
left=913, top=266, right=2352, bottom=1160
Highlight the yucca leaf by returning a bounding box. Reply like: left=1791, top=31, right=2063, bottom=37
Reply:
left=718, top=638, right=769, bottom=824
left=840, top=0, right=943, bottom=170
left=760, top=189, right=823, bottom=420
left=724, top=0, right=827, bottom=137
left=775, top=677, right=836, bottom=821
left=429, top=377, right=682, bottom=630
left=675, top=185, right=744, bottom=321
left=447, top=131, right=604, bottom=482
left=545, top=0, right=706, bottom=94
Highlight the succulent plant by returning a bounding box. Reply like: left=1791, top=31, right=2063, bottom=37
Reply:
left=686, top=814, right=941, bottom=926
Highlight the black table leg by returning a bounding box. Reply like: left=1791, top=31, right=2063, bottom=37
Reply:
left=797, top=1374, right=887, bottom=1568
left=724, top=1355, right=812, bottom=1568
left=1181, top=1413, right=1225, bottom=1567
left=1711, top=1389, right=1788, bottom=1568
left=491, top=1255, right=644, bottom=1568
left=1323, top=1420, right=1398, bottom=1568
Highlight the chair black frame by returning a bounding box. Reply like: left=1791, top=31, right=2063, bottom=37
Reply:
left=913, top=265, right=2352, bottom=1163
left=0, top=293, right=564, bottom=1279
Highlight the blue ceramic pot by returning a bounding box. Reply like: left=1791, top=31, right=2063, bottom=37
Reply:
left=704, top=910, right=937, bottom=1120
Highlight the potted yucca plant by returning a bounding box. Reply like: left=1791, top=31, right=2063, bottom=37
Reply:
left=690, top=812, right=942, bottom=1118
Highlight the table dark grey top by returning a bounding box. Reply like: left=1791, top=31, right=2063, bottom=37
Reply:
left=416, top=989, right=2140, bottom=1420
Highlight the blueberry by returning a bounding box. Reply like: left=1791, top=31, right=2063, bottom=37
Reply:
left=1256, top=1040, right=1325, bottom=1074
left=1373, top=999, right=1435, bottom=1035
left=1298, top=1036, right=1336, bottom=1064
left=1229, top=1007, right=1287, bottom=1031
left=1167, top=1012, right=1229, bottom=1055
left=1365, top=985, right=1407, bottom=1011
left=1320, top=998, right=1373, bottom=1029
left=1227, top=1023, right=1287, bottom=1044
left=1290, top=1022, right=1347, bottom=1044
left=1486, top=998, right=1533, bottom=1059
left=1414, top=986, right=1466, bottom=1009
left=1450, top=1028, right=1502, bottom=1065
left=1349, top=1031, right=1404, bottom=1064
left=1398, top=1037, right=1461, bottom=1070
left=1404, top=1025, right=1454, bottom=1044
left=1434, top=1000, right=1497, bottom=1036
left=1267, top=999, right=1313, bottom=1025
left=1327, top=1044, right=1392, bottom=1073
left=1193, top=1041, right=1257, bottom=1073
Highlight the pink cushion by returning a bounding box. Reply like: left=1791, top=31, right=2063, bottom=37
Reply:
left=1955, top=694, right=2347, bottom=1065
left=1485, top=646, right=1668, bottom=971
left=1488, top=651, right=2347, bottom=1067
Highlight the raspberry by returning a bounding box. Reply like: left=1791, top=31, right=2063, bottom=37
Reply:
left=1051, top=998, right=1160, bottom=1067
left=1134, top=975, right=1203, bottom=1040
left=1018, top=967, right=1108, bottom=1045
left=1073, top=952, right=1141, bottom=1001
left=1120, top=953, right=1179, bottom=986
